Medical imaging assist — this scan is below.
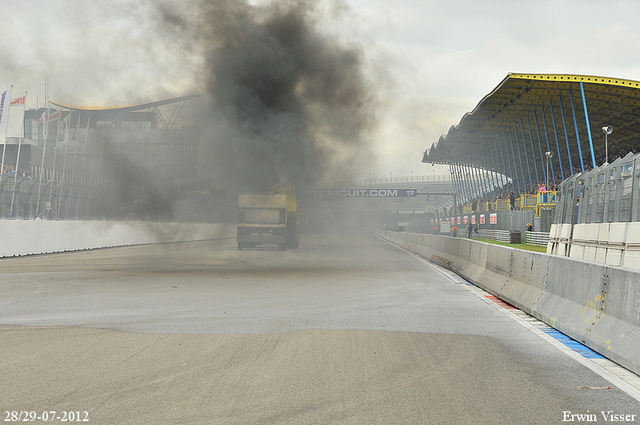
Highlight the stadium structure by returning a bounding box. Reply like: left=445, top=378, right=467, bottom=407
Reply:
left=0, top=95, right=225, bottom=221
left=423, top=73, right=640, bottom=196
left=420, top=73, right=640, bottom=238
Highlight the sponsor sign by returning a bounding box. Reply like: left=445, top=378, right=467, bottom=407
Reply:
left=471, top=216, right=476, bottom=225
left=310, top=188, right=417, bottom=198
left=480, top=214, right=485, bottom=224
left=490, top=213, right=498, bottom=224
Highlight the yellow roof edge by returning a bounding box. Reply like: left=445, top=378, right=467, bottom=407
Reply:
left=50, top=95, right=199, bottom=112
left=509, top=73, right=640, bottom=89
left=50, top=103, right=140, bottom=111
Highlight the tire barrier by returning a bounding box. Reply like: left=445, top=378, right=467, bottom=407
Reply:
left=0, top=221, right=236, bottom=257
left=379, top=230, right=640, bottom=376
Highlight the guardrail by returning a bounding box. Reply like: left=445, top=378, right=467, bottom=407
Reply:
left=337, top=175, right=452, bottom=187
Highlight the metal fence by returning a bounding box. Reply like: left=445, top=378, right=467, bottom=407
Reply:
left=555, top=152, right=640, bottom=224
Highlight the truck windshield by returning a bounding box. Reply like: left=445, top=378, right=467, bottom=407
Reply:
left=242, top=208, right=284, bottom=224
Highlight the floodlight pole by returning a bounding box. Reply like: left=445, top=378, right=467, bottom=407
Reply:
left=602, top=126, right=613, bottom=165
left=545, top=152, right=552, bottom=188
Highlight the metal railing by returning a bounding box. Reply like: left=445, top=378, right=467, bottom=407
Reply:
left=475, top=229, right=549, bottom=246
left=338, top=175, right=452, bottom=187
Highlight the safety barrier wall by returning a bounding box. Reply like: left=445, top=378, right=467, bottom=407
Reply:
left=0, top=221, right=236, bottom=257
left=380, top=230, right=640, bottom=375
left=547, top=222, right=640, bottom=270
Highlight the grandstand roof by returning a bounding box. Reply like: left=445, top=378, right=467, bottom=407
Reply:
left=423, top=73, right=640, bottom=189
left=51, top=94, right=198, bottom=113
left=50, top=95, right=198, bottom=130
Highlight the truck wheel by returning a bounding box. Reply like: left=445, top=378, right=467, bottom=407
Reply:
left=280, top=244, right=286, bottom=251
left=238, top=243, right=243, bottom=250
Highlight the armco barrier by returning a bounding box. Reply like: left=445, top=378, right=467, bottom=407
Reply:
left=0, top=221, right=236, bottom=257
left=379, top=230, right=640, bottom=375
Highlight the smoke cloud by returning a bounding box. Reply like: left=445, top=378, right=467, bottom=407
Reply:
left=2, top=0, right=381, bottom=221
left=190, top=0, right=378, bottom=193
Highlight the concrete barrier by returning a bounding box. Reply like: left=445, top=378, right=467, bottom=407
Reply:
left=546, top=224, right=558, bottom=254
left=0, top=220, right=236, bottom=257
left=379, top=230, right=640, bottom=375
left=548, top=221, right=640, bottom=270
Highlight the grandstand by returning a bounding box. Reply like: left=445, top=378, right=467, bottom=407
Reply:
left=424, top=73, right=640, bottom=193
left=0, top=96, right=204, bottom=221
left=421, top=73, right=640, bottom=237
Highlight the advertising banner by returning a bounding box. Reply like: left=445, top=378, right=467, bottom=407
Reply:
left=0, top=89, right=11, bottom=127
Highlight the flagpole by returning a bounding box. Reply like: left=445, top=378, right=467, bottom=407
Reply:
left=1, top=85, right=12, bottom=173
left=75, top=115, right=90, bottom=220
left=57, top=109, right=73, bottom=219
left=0, top=85, right=13, bottom=218
left=10, top=91, right=26, bottom=218
left=66, top=114, right=80, bottom=219
left=35, top=101, right=50, bottom=218
left=47, top=111, right=62, bottom=219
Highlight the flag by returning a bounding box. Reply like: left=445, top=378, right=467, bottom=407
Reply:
left=82, top=116, right=90, bottom=149
left=71, top=113, right=80, bottom=142
left=0, top=89, right=11, bottom=127
left=41, top=108, right=49, bottom=140
left=62, top=113, right=70, bottom=144
left=10, top=96, right=25, bottom=106
left=38, top=110, right=61, bottom=123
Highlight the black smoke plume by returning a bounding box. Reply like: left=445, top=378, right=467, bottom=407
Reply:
left=194, top=0, right=377, bottom=193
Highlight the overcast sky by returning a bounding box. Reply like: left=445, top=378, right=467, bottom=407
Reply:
left=3, top=0, right=640, bottom=179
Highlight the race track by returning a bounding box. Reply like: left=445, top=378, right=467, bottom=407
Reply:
left=1, top=233, right=638, bottom=424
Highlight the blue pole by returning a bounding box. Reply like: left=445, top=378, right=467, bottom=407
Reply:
left=467, top=156, right=480, bottom=201
left=568, top=89, right=585, bottom=173
left=456, top=163, right=466, bottom=202
left=489, top=136, right=502, bottom=196
left=579, top=82, right=597, bottom=169
left=496, top=135, right=508, bottom=195
left=447, top=165, right=455, bottom=215
left=458, top=161, right=471, bottom=203
left=451, top=162, right=462, bottom=202
left=477, top=152, right=489, bottom=198
left=461, top=161, right=473, bottom=203
left=557, top=97, right=575, bottom=175
left=526, top=116, right=540, bottom=185
left=468, top=156, right=478, bottom=199
left=489, top=137, right=502, bottom=196
left=510, top=125, right=526, bottom=193
left=518, top=118, right=534, bottom=190
left=547, top=102, right=566, bottom=180
left=480, top=146, right=494, bottom=197
left=500, top=132, right=514, bottom=193
left=451, top=162, right=461, bottom=203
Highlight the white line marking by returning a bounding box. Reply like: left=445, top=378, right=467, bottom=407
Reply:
left=380, top=236, right=640, bottom=403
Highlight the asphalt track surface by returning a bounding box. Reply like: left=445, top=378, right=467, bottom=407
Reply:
left=1, top=233, right=639, bottom=424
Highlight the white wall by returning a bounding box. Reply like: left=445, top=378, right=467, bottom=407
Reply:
left=0, top=221, right=236, bottom=257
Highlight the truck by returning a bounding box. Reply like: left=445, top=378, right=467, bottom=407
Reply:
left=237, top=191, right=299, bottom=250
